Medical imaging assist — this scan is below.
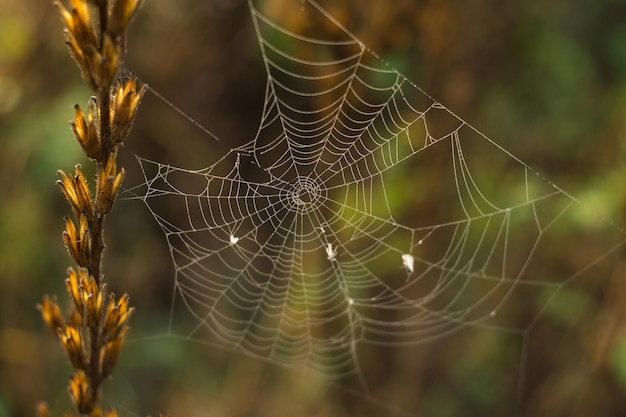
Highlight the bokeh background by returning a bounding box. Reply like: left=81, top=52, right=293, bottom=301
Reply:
left=2, top=0, right=626, bottom=416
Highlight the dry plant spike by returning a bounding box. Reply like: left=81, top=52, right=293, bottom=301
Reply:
left=39, top=0, right=148, bottom=415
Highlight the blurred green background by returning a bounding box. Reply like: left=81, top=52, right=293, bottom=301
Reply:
left=2, top=0, right=626, bottom=416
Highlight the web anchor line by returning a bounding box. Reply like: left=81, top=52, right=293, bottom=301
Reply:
left=145, top=84, right=221, bottom=142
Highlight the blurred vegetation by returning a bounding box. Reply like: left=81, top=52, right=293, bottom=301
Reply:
left=2, top=0, right=626, bottom=416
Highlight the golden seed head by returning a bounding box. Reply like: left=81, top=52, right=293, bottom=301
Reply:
left=68, top=370, right=93, bottom=414
left=56, top=0, right=131, bottom=92
left=57, top=165, right=94, bottom=223
left=97, top=154, right=125, bottom=214
left=57, top=169, right=81, bottom=220
left=59, top=326, right=88, bottom=370
left=102, top=293, right=133, bottom=343
left=63, top=213, right=92, bottom=267
left=68, top=0, right=98, bottom=49
left=72, top=104, right=88, bottom=143
left=65, top=31, right=99, bottom=90
left=78, top=214, right=92, bottom=266
left=110, top=75, right=146, bottom=146
left=108, top=0, right=142, bottom=38
left=74, top=165, right=94, bottom=222
left=56, top=0, right=102, bottom=90
left=96, top=34, right=121, bottom=90
left=84, top=289, right=100, bottom=328
left=69, top=268, right=104, bottom=327
left=66, top=267, right=84, bottom=314
left=100, top=328, right=127, bottom=378
left=109, top=167, right=125, bottom=209
left=38, top=295, right=65, bottom=336
left=72, top=103, right=102, bottom=160
left=62, top=219, right=78, bottom=264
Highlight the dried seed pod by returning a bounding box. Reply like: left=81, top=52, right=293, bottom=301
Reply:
left=97, top=154, right=125, bottom=214
left=56, top=0, right=100, bottom=91
left=59, top=326, right=88, bottom=370
left=68, top=370, right=93, bottom=414
left=66, top=267, right=84, bottom=314
left=38, top=295, right=65, bottom=336
left=57, top=169, right=81, bottom=220
left=62, top=216, right=80, bottom=264
left=71, top=101, right=102, bottom=161
left=74, top=167, right=94, bottom=222
left=110, top=75, right=146, bottom=146
left=97, top=34, right=122, bottom=90
left=102, top=293, right=133, bottom=343
left=100, top=327, right=128, bottom=378
left=108, top=0, right=142, bottom=38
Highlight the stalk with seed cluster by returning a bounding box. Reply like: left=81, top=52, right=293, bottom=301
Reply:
left=36, top=1, right=164, bottom=416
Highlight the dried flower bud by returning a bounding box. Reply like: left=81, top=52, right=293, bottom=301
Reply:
left=110, top=76, right=146, bottom=146
left=57, top=170, right=81, bottom=220
left=59, top=326, right=88, bottom=370
left=62, top=216, right=79, bottom=263
left=97, top=34, right=121, bottom=90
left=108, top=0, right=142, bottom=38
left=57, top=165, right=94, bottom=222
left=68, top=370, right=93, bottom=414
left=72, top=101, right=102, bottom=160
left=56, top=0, right=100, bottom=91
left=83, top=279, right=104, bottom=329
left=67, top=0, right=98, bottom=52
left=107, top=167, right=125, bottom=212
left=100, top=327, right=127, bottom=378
left=62, top=213, right=92, bottom=267
left=74, top=166, right=94, bottom=222
left=38, top=295, right=65, bottom=335
left=102, top=293, right=133, bottom=343
left=65, top=31, right=99, bottom=90
left=66, top=267, right=84, bottom=314
left=66, top=268, right=104, bottom=327
left=97, top=154, right=125, bottom=214
left=78, top=214, right=92, bottom=266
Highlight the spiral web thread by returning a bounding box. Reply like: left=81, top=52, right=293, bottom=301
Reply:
left=127, top=0, right=625, bottom=411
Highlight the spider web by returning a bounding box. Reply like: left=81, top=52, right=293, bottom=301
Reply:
left=125, top=0, right=625, bottom=414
